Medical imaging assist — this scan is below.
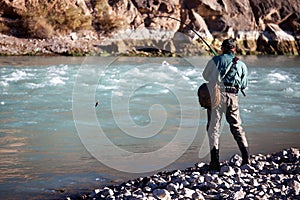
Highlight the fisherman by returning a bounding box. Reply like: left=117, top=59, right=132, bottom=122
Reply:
left=202, top=38, right=250, bottom=170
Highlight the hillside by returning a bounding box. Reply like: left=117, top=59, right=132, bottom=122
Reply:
left=0, top=0, right=299, bottom=56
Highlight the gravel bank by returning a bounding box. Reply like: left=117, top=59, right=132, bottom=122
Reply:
left=66, top=148, right=299, bottom=200
left=0, top=32, right=104, bottom=56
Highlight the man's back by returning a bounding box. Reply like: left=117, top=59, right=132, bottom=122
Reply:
left=203, top=52, right=248, bottom=91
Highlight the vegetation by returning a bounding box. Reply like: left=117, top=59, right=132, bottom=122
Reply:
left=19, top=0, right=123, bottom=39
left=93, top=0, right=125, bottom=34
left=0, top=21, right=10, bottom=34
left=22, top=16, right=54, bottom=39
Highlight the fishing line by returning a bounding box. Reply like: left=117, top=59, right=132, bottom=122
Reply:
left=152, top=15, right=218, bottom=56
left=128, top=14, right=217, bottom=56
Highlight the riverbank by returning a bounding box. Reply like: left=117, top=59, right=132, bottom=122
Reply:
left=1, top=32, right=299, bottom=57
left=65, top=148, right=299, bottom=200
left=0, top=32, right=105, bottom=56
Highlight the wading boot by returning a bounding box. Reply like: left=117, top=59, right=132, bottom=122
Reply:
left=240, top=146, right=250, bottom=165
left=209, top=147, right=220, bottom=171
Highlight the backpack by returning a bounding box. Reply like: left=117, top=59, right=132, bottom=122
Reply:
left=197, top=83, right=220, bottom=109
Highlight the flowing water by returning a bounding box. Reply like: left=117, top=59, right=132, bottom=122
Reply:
left=0, top=56, right=299, bottom=199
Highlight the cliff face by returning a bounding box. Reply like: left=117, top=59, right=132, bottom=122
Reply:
left=0, top=0, right=299, bottom=55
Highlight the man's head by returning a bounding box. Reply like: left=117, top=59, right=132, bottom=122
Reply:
left=221, top=38, right=236, bottom=52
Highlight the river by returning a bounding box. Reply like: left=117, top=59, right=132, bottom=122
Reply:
left=0, top=56, right=299, bottom=199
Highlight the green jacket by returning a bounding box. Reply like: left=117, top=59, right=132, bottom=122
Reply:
left=202, top=52, right=248, bottom=90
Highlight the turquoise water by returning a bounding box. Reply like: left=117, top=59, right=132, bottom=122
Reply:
left=0, top=56, right=299, bottom=199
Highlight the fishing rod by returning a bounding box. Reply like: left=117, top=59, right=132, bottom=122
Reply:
left=153, top=15, right=246, bottom=96
left=153, top=15, right=218, bottom=56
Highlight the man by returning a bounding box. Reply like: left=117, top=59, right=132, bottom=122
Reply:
left=202, top=38, right=250, bottom=170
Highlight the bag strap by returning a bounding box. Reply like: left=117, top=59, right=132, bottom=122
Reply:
left=220, top=57, right=239, bottom=81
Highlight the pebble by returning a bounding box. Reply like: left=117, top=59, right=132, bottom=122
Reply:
left=229, top=154, right=243, bottom=166
left=153, top=189, right=171, bottom=200
left=66, top=148, right=300, bottom=200
left=220, top=165, right=235, bottom=176
left=192, top=190, right=205, bottom=200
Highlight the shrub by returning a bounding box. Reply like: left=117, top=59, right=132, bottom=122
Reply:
left=21, top=1, right=92, bottom=38
left=0, top=22, right=10, bottom=34
left=93, top=0, right=124, bottom=34
left=48, top=6, right=92, bottom=35
left=22, top=16, right=54, bottom=39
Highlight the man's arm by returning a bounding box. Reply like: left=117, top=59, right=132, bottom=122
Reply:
left=202, top=59, right=215, bottom=82
left=240, top=63, right=248, bottom=90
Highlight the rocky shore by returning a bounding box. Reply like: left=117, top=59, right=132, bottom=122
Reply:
left=0, top=32, right=105, bottom=56
left=66, top=148, right=300, bottom=200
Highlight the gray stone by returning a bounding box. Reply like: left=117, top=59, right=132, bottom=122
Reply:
left=186, top=175, right=196, bottom=183
left=183, top=188, right=195, bottom=198
left=102, top=187, right=114, bottom=197
left=196, top=162, right=206, bottom=168
left=204, top=174, right=214, bottom=182
left=230, top=154, right=243, bottom=166
left=192, top=172, right=201, bottom=177
left=182, top=180, right=190, bottom=187
left=143, top=186, right=152, bottom=192
left=123, top=189, right=131, bottom=197
left=233, top=189, right=245, bottom=200
left=234, top=167, right=242, bottom=176
left=166, top=183, right=179, bottom=193
left=288, top=180, right=300, bottom=195
left=220, top=165, right=235, bottom=176
left=153, top=189, right=171, bottom=200
left=240, top=164, right=256, bottom=173
left=172, top=170, right=181, bottom=177
left=192, top=190, right=205, bottom=200
left=89, top=189, right=100, bottom=198
left=197, top=175, right=205, bottom=184
left=221, top=181, right=231, bottom=189
left=147, top=180, right=157, bottom=190
left=207, top=181, right=218, bottom=189
left=248, top=178, right=259, bottom=187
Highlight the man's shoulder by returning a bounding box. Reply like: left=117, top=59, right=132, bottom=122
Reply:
left=236, top=59, right=247, bottom=67
left=236, top=59, right=247, bottom=72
